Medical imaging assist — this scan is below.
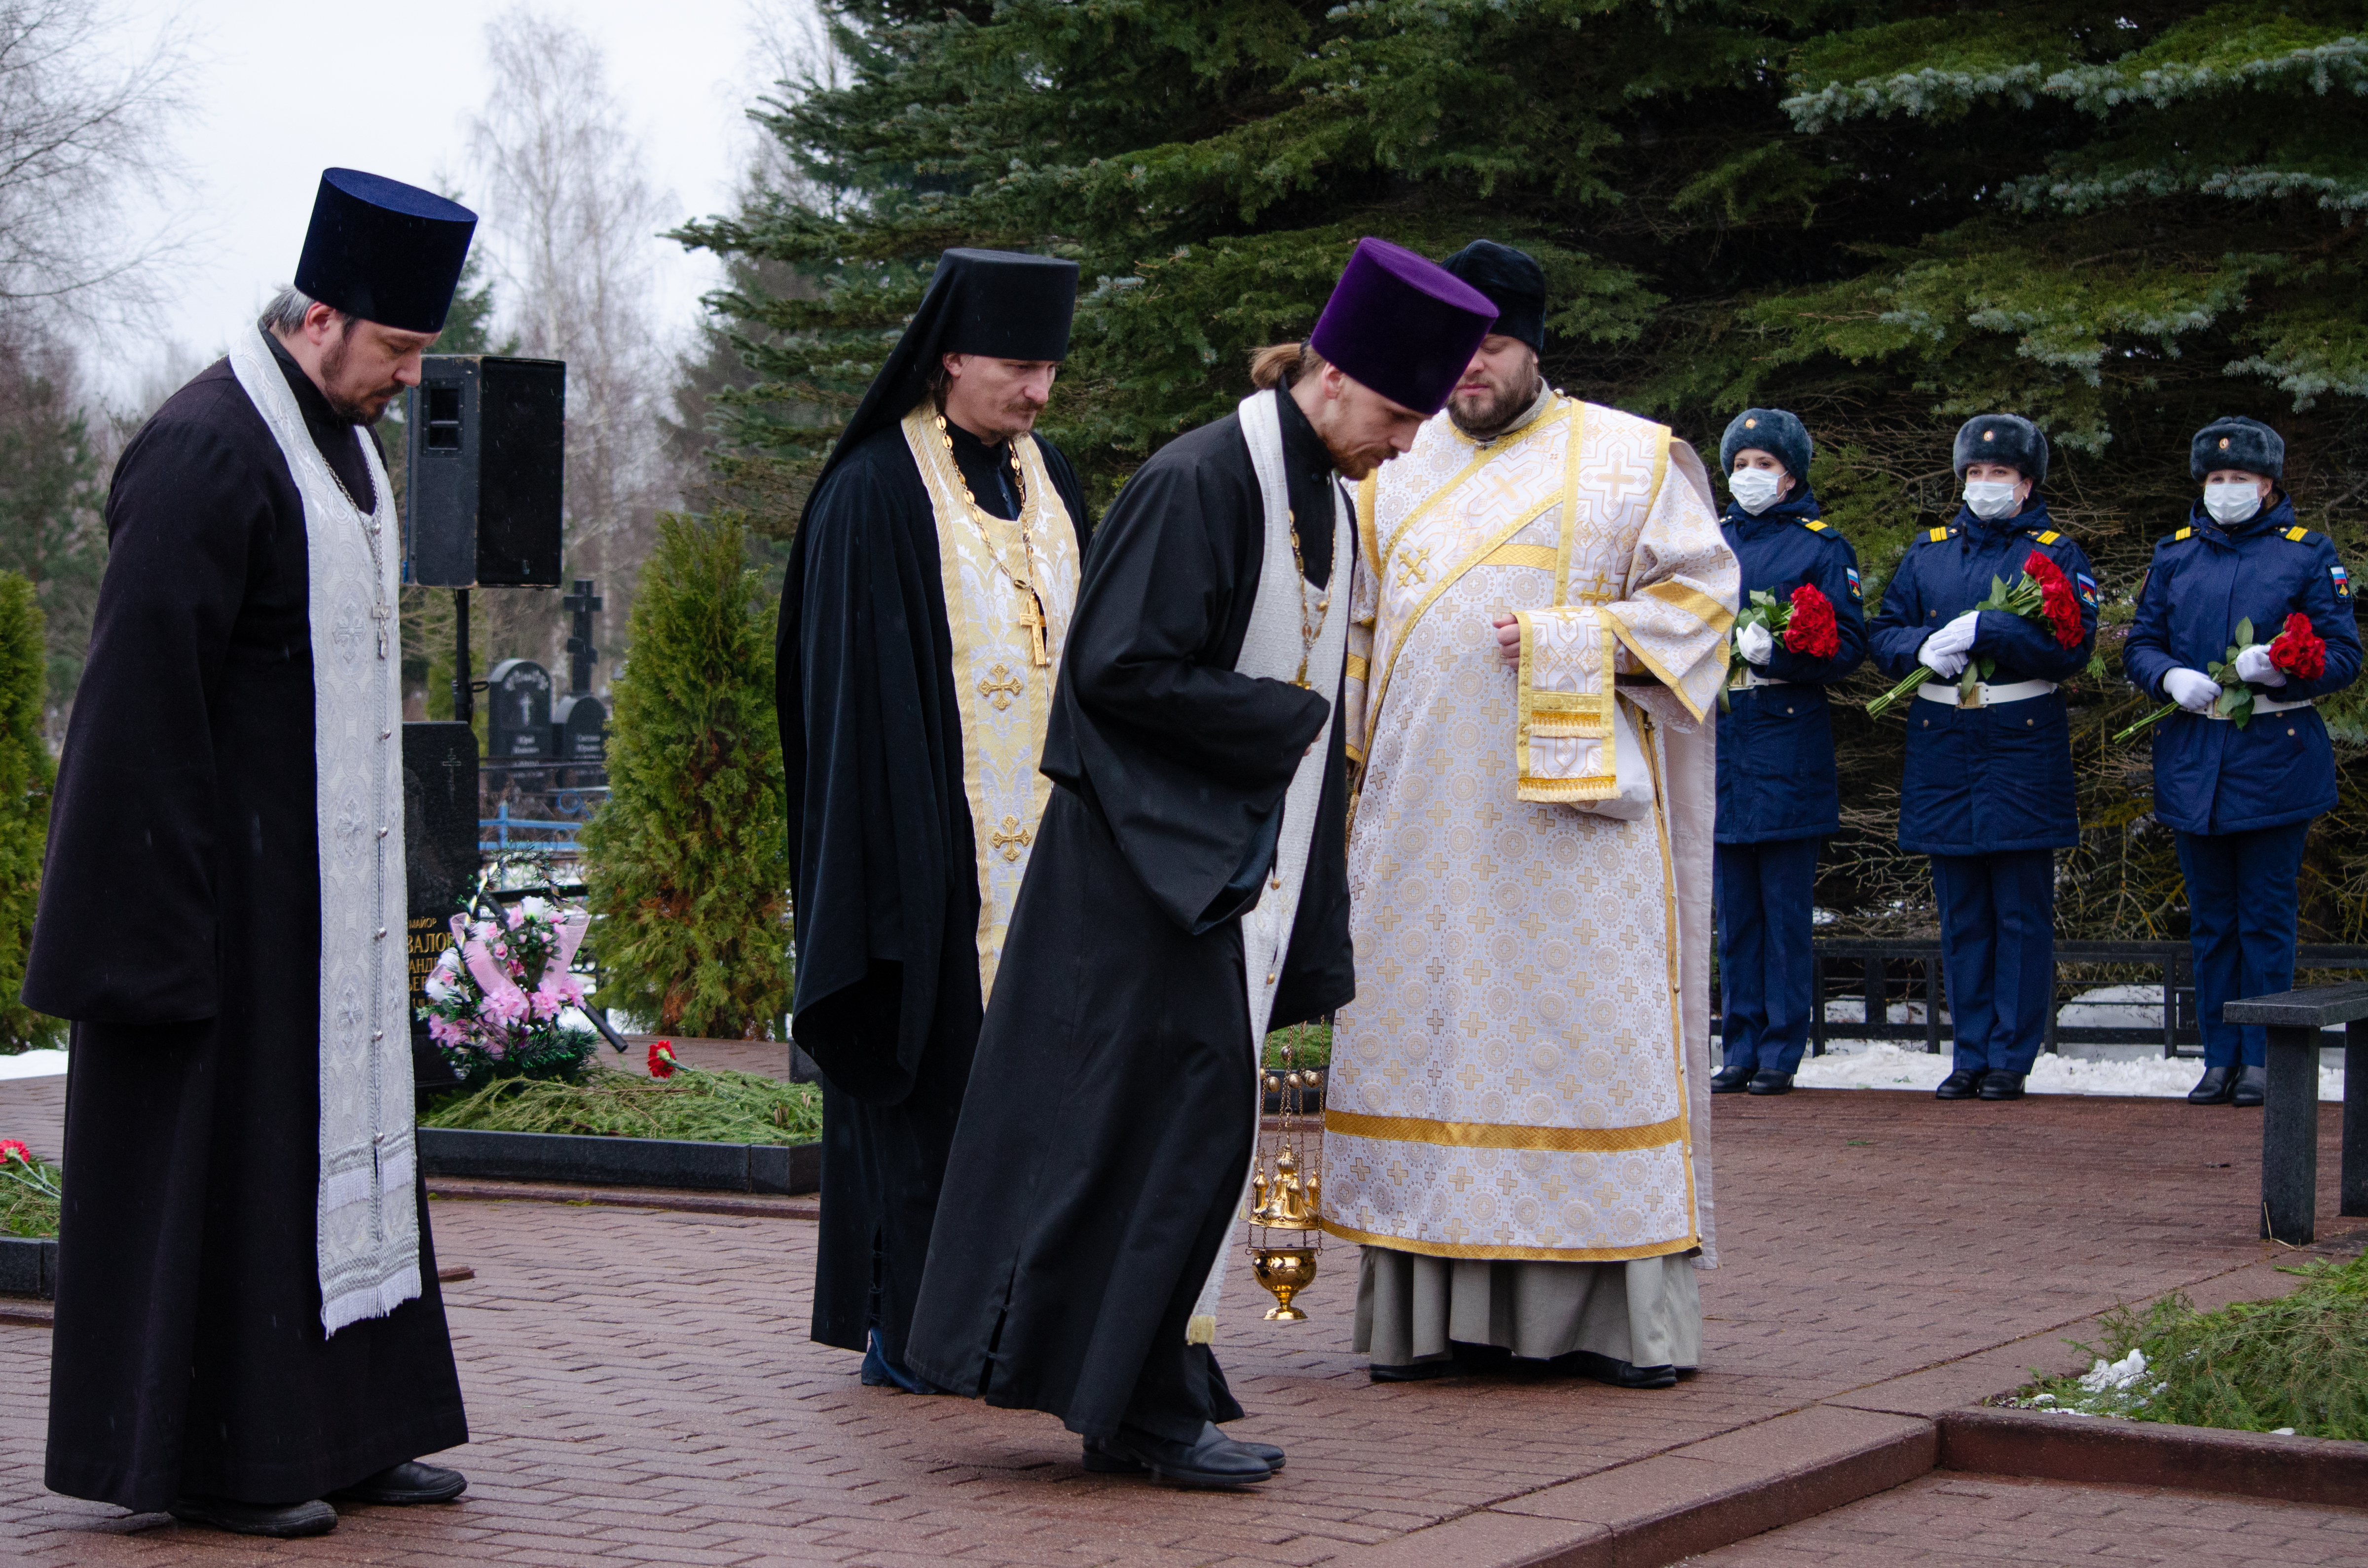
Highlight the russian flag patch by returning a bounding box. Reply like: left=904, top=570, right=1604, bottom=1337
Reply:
left=2076, top=572, right=2098, bottom=607
left=1845, top=566, right=1862, bottom=600
left=2336, top=564, right=2352, bottom=599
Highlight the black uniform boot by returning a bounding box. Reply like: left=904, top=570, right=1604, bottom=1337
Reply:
left=1934, top=1069, right=1982, bottom=1100
left=1977, top=1071, right=2025, bottom=1100
left=1710, top=1064, right=1753, bottom=1094
left=1747, top=1071, right=1794, bottom=1095
left=2187, top=1065, right=2235, bottom=1104
left=168, top=1497, right=337, bottom=1538
left=2232, top=1064, right=2267, bottom=1107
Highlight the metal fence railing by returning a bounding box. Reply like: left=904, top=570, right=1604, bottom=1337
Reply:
left=1743, top=940, right=2368, bottom=1058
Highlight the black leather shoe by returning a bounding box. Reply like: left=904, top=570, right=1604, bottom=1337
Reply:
left=168, top=1496, right=336, bottom=1538
left=1977, top=1071, right=2025, bottom=1101
left=1935, top=1069, right=1982, bottom=1100
left=1369, top=1356, right=1457, bottom=1383
left=1746, top=1071, right=1794, bottom=1095
left=1557, top=1348, right=1679, bottom=1389
left=1098, top=1423, right=1274, bottom=1488
left=2232, top=1064, right=2267, bottom=1107
left=1086, top=1422, right=1282, bottom=1474
left=1710, top=1065, right=1754, bottom=1094
left=2187, top=1066, right=2235, bottom=1104
left=327, top=1462, right=467, bottom=1505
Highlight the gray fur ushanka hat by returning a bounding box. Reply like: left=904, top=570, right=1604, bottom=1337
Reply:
left=1720, top=408, right=1812, bottom=486
left=2190, top=415, right=2284, bottom=482
left=1952, top=413, right=2049, bottom=485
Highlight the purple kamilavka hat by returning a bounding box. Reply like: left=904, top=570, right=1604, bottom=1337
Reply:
left=1308, top=238, right=1499, bottom=416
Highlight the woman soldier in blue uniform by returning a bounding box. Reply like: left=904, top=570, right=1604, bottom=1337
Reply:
left=1710, top=409, right=1867, bottom=1095
left=2122, top=416, right=2362, bottom=1106
left=1869, top=415, right=2100, bottom=1101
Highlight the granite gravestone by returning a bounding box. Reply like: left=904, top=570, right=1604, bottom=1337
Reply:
left=402, top=722, right=480, bottom=1103
left=485, top=658, right=553, bottom=761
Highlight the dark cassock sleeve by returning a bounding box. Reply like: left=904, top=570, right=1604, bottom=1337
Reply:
left=778, top=434, right=967, bottom=1105
left=1039, top=415, right=1355, bottom=1021
left=23, top=399, right=269, bottom=1024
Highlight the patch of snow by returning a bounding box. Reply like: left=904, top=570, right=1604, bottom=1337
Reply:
left=2078, top=1349, right=2150, bottom=1393
left=0, top=1049, right=66, bottom=1080
left=1790, top=1040, right=2346, bottom=1099
left=2272, top=1427, right=2296, bottom=1436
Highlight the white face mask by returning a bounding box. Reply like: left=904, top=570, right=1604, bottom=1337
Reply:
left=2203, top=480, right=2263, bottom=527
left=1729, top=467, right=1784, bottom=514
left=1963, top=478, right=2021, bottom=520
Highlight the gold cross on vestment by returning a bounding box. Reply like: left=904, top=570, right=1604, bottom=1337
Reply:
left=1578, top=565, right=1617, bottom=602
left=989, top=814, right=1034, bottom=863
left=979, top=664, right=1024, bottom=711
left=1591, top=453, right=1651, bottom=506
left=1016, top=587, right=1050, bottom=667
left=1396, top=547, right=1432, bottom=589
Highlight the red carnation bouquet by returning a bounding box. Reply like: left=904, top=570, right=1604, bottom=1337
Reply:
left=1868, top=551, right=2084, bottom=720
left=1722, top=582, right=1841, bottom=711
left=648, top=1040, right=679, bottom=1080
left=2115, top=613, right=2325, bottom=742
left=0, top=1136, right=61, bottom=1221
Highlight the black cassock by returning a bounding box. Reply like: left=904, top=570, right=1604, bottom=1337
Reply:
left=777, top=419, right=1089, bottom=1365
left=24, top=339, right=466, bottom=1511
left=907, top=390, right=1354, bottom=1441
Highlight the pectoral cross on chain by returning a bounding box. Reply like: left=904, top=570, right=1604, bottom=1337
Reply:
left=371, top=600, right=393, bottom=659
left=1017, top=585, right=1050, bottom=667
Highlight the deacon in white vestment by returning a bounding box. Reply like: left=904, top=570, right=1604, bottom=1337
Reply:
left=1320, top=241, right=1739, bottom=1386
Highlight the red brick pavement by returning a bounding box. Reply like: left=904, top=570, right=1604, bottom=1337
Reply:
left=0, top=1086, right=2358, bottom=1567
left=1682, top=1471, right=2368, bottom=1566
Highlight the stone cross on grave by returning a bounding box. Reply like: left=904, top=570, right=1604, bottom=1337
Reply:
left=561, top=578, right=602, bottom=696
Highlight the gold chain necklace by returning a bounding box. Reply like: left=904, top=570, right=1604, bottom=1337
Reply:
left=1286, top=507, right=1331, bottom=689
left=937, top=415, right=1051, bottom=666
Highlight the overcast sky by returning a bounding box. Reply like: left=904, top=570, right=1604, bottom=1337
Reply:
left=110, top=0, right=799, bottom=398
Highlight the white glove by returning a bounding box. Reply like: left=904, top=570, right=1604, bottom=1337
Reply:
left=1736, top=621, right=1774, bottom=666
left=1924, top=610, right=1981, bottom=659
left=2162, top=667, right=2221, bottom=712
left=1918, top=639, right=1969, bottom=679
left=2233, top=644, right=2287, bottom=688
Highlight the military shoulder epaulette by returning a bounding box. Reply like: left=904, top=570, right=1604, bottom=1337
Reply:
left=2283, top=525, right=2315, bottom=543
left=2028, top=529, right=2062, bottom=544
left=2173, top=527, right=2193, bottom=542
left=1921, top=526, right=1953, bottom=544
left=1801, top=518, right=1831, bottom=533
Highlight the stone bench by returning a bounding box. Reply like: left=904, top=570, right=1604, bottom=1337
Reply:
left=2219, top=983, right=2368, bottom=1243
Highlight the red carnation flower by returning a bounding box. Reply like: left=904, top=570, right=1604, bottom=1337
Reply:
left=0, top=1139, right=29, bottom=1166
left=2271, top=613, right=2327, bottom=682
left=1782, top=583, right=1841, bottom=659
left=2025, top=552, right=2084, bottom=648
left=648, top=1041, right=677, bottom=1080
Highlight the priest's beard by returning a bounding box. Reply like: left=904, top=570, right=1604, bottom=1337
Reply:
left=1448, top=352, right=1543, bottom=441
left=317, top=328, right=404, bottom=426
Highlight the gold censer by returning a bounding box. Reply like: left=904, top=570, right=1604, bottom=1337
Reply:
left=1245, top=1022, right=1326, bottom=1321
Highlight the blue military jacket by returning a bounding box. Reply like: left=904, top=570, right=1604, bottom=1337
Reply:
left=2120, top=494, right=2362, bottom=835
left=1868, top=498, right=2100, bottom=855
left=1715, top=490, right=1868, bottom=843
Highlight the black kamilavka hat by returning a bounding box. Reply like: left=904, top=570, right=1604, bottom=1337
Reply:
left=294, top=169, right=477, bottom=334
left=1441, top=240, right=1546, bottom=355
left=801, top=248, right=1081, bottom=522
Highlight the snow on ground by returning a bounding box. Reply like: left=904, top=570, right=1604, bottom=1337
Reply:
left=1793, top=1040, right=2346, bottom=1099
left=0, top=1049, right=67, bottom=1080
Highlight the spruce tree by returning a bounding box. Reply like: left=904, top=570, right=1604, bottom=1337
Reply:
left=0, top=572, right=57, bottom=1051
left=679, top=0, right=2368, bottom=941
left=580, top=512, right=791, bottom=1036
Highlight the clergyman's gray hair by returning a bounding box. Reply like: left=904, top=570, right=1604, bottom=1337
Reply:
left=258, top=285, right=346, bottom=335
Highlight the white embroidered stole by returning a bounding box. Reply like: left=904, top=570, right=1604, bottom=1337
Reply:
left=1186, top=387, right=1352, bottom=1343
left=900, top=403, right=1081, bottom=1002
left=227, top=329, right=418, bottom=1336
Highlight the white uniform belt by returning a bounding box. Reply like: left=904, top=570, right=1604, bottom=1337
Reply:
left=1729, top=667, right=1791, bottom=689
left=1918, top=678, right=2055, bottom=708
left=2207, top=694, right=2313, bottom=719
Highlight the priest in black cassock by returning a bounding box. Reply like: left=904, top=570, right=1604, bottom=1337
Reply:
left=24, top=171, right=477, bottom=1539
left=778, top=249, right=1089, bottom=1390
left=907, top=239, right=1497, bottom=1486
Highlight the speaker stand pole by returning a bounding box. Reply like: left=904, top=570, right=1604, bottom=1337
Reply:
left=452, top=587, right=473, bottom=725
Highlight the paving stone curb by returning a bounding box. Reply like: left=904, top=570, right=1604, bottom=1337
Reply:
left=416, top=1126, right=820, bottom=1194
left=425, top=1175, right=817, bottom=1219
left=1938, top=1406, right=2368, bottom=1510
left=0, top=1235, right=53, bottom=1299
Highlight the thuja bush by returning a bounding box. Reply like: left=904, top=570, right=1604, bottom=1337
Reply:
left=0, top=572, right=55, bottom=1052
left=581, top=513, right=792, bottom=1037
